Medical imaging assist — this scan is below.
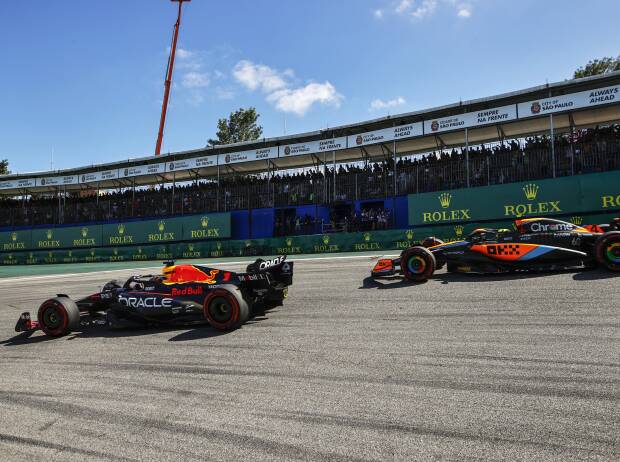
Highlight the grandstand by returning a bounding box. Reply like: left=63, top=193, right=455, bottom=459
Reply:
left=1, top=72, right=619, bottom=262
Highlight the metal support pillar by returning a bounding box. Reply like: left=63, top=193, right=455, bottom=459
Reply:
left=217, top=165, right=221, bottom=212
left=266, top=159, right=271, bottom=208
left=323, top=152, right=327, bottom=204
left=63, top=185, right=66, bottom=223
left=96, top=182, right=100, bottom=220
left=58, top=188, right=62, bottom=224
left=332, top=150, right=336, bottom=202
left=171, top=172, right=176, bottom=214
left=131, top=179, right=135, bottom=217
left=550, top=114, right=556, bottom=178
left=392, top=138, right=397, bottom=228
left=568, top=113, right=575, bottom=176
left=465, top=127, right=470, bottom=188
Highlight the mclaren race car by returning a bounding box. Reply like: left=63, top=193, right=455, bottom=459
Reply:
left=372, top=217, right=620, bottom=282
left=15, top=256, right=293, bottom=337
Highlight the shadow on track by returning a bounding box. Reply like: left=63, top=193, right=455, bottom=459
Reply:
left=572, top=268, right=620, bottom=280
left=0, top=330, right=50, bottom=346
left=360, top=267, right=617, bottom=289
left=359, top=276, right=420, bottom=290
left=1, top=314, right=273, bottom=346
left=0, top=325, right=228, bottom=346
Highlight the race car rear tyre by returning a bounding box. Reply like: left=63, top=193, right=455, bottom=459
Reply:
left=203, top=285, right=250, bottom=331
left=37, top=297, right=80, bottom=337
left=401, top=246, right=436, bottom=282
left=594, top=231, right=620, bottom=272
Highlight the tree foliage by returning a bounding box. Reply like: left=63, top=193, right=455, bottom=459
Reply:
left=574, top=55, right=620, bottom=79
left=208, top=107, right=263, bottom=146
left=0, top=159, right=9, bottom=175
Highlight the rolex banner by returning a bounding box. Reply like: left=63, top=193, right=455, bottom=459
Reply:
left=101, top=220, right=184, bottom=246
left=408, top=171, right=620, bottom=227
left=0, top=212, right=231, bottom=252
left=31, top=225, right=104, bottom=250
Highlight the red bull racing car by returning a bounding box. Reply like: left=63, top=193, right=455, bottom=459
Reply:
left=15, top=256, right=293, bottom=337
left=372, top=217, right=620, bottom=282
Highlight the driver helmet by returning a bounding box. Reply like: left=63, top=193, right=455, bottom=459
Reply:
left=421, top=236, right=444, bottom=248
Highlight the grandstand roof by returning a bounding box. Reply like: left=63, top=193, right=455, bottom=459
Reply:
left=2, top=71, right=620, bottom=195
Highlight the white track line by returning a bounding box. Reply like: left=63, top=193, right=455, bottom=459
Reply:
left=0, top=253, right=399, bottom=284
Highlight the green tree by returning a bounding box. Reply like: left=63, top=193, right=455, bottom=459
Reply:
left=0, top=159, right=9, bottom=175
left=574, top=55, right=620, bottom=79
left=208, top=107, right=263, bottom=145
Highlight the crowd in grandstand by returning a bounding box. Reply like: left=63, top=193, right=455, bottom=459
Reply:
left=1, top=125, right=619, bottom=230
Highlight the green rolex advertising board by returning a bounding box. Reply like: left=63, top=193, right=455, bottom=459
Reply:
left=30, top=225, right=103, bottom=250
left=0, top=212, right=231, bottom=252
left=102, top=219, right=183, bottom=246
left=0, top=229, right=31, bottom=252
left=178, top=213, right=231, bottom=241
left=408, top=170, right=620, bottom=226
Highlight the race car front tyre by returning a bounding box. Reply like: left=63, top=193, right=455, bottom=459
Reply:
left=401, top=247, right=436, bottom=282
left=203, top=285, right=250, bottom=331
left=37, top=297, right=80, bottom=337
left=594, top=231, right=620, bottom=272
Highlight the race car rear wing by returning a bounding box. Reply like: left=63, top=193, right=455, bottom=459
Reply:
left=244, top=255, right=293, bottom=288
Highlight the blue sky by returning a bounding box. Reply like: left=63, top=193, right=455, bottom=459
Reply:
left=1, top=0, right=618, bottom=174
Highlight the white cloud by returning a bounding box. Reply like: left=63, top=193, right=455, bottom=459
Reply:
left=181, top=72, right=210, bottom=88
left=232, top=60, right=287, bottom=93
left=173, top=48, right=202, bottom=71
left=457, top=4, right=471, bottom=17
left=176, top=48, right=193, bottom=59
left=369, top=96, right=407, bottom=112
left=410, top=0, right=438, bottom=18
left=388, top=0, right=472, bottom=20
left=232, top=60, right=342, bottom=116
left=267, top=83, right=342, bottom=116
left=167, top=48, right=232, bottom=105
left=373, top=9, right=384, bottom=19
left=395, top=0, right=412, bottom=14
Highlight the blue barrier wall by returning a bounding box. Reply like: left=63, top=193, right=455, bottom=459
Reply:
left=251, top=208, right=275, bottom=238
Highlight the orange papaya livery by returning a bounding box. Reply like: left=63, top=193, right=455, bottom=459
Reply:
left=372, top=259, right=394, bottom=273
left=470, top=243, right=543, bottom=261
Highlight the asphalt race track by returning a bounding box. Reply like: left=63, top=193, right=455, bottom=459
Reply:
left=0, top=255, right=618, bottom=461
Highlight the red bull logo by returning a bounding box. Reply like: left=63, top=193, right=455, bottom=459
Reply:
left=171, top=287, right=204, bottom=296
